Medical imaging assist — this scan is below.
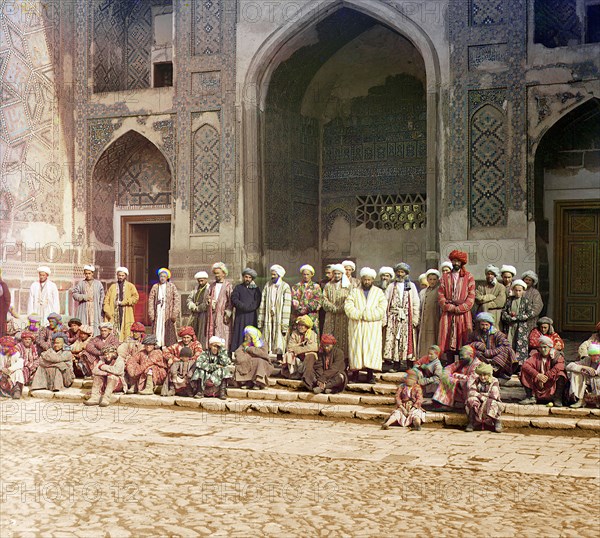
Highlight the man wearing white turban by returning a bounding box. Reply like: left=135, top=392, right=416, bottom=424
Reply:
left=71, top=265, right=105, bottom=336
left=345, top=268, right=387, bottom=383
left=103, top=267, right=139, bottom=342
left=187, top=271, right=210, bottom=348
left=291, top=264, right=323, bottom=334
left=475, top=264, right=506, bottom=327
left=258, top=265, right=291, bottom=355
left=206, top=262, right=233, bottom=350
left=27, top=266, right=60, bottom=327
left=322, top=264, right=351, bottom=360
left=342, top=260, right=360, bottom=288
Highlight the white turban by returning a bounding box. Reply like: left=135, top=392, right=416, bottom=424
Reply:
left=512, top=279, right=528, bottom=290
left=116, top=266, right=129, bottom=275
left=425, top=269, right=441, bottom=278
left=330, top=264, right=345, bottom=273
left=521, top=270, right=539, bottom=285
left=378, top=266, right=394, bottom=277
left=500, top=265, right=517, bottom=276
left=211, top=262, right=229, bottom=276
left=359, top=267, right=377, bottom=279
left=195, top=271, right=209, bottom=279
left=37, top=266, right=51, bottom=275
left=299, top=264, right=315, bottom=275
left=83, top=264, right=95, bottom=272
left=418, top=273, right=427, bottom=281
left=208, top=336, right=225, bottom=347
left=440, top=261, right=452, bottom=271
left=270, top=264, right=286, bottom=278
left=342, top=260, right=356, bottom=271
left=485, top=265, right=500, bottom=277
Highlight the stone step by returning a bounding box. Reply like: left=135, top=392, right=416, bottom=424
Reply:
left=21, top=386, right=600, bottom=430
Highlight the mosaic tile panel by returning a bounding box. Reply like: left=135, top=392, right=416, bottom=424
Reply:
left=534, top=0, right=581, bottom=48
left=192, top=0, right=222, bottom=55
left=191, top=124, right=220, bottom=233
left=470, top=0, right=505, bottom=26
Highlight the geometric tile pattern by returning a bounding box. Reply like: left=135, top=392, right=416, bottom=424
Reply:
left=469, top=103, right=507, bottom=227
left=193, top=0, right=222, bottom=55
left=533, top=0, right=581, bottom=48
left=192, top=124, right=220, bottom=233
left=356, top=194, right=427, bottom=231
left=470, top=0, right=504, bottom=26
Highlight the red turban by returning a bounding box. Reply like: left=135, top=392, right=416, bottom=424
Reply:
left=178, top=326, right=196, bottom=339
left=21, top=331, right=35, bottom=340
left=0, top=336, right=17, bottom=350
left=449, top=250, right=468, bottom=265
left=320, top=334, right=337, bottom=347
left=130, top=322, right=146, bottom=333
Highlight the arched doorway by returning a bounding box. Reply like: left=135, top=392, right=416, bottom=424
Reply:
left=242, top=2, right=440, bottom=275
left=534, top=98, right=600, bottom=332
left=91, top=130, right=173, bottom=323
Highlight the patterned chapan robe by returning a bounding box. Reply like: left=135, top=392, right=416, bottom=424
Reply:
left=438, top=270, right=476, bottom=355
left=190, top=348, right=233, bottom=396
left=290, top=281, right=323, bottom=334
left=501, top=296, right=533, bottom=363
left=465, top=375, right=502, bottom=428
left=257, top=280, right=292, bottom=355
left=475, top=281, right=506, bottom=328
left=529, top=329, right=564, bottom=352
left=345, top=286, right=387, bottom=371
left=388, top=383, right=426, bottom=427
left=520, top=349, right=566, bottom=401
left=467, top=328, right=515, bottom=378
left=433, top=358, right=481, bottom=408
left=36, top=324, right=67, bottom=353
left=161, top=340, right=203, bottom=395
left=125, top=348, right=167, bottom=391
left=103, top=281, right=140, bottom=342
left=383, top=280, right=420, bottom=362
left=322, top=282, right=351, bottom=358
left=79, top=334, right=120, bottom=377
left=187, top=284, right=209, bottom=349
left=206, top=280, right=233, bottom=349
left=71, top=279, right=105, bottom=336
left=17, top=342, right=38, bottom=384
left=148, top=282, right=180, bottom=348
left=524, top=287, right=544, bottom=333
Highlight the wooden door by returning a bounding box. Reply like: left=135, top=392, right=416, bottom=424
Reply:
left=129, top=225, right=150, bottom=325
left=555, top=200, right=600, bottom=332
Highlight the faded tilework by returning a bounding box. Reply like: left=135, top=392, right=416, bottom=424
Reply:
left=448, top=0, right=526, bottom=217
left=191, top=124, right=220, bottom=233
left=192, top=0, right=222, bottom=55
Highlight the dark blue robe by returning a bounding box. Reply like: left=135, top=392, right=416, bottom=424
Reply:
left=231, top=284, right=262, bottom=351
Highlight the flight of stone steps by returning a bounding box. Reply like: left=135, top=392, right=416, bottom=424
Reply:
left=19, top=371, right=599, bottom=432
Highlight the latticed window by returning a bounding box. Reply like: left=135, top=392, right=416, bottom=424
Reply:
left=356, top=194, right=426, bottom=230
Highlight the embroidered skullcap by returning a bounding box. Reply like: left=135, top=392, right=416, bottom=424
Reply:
left=449, top=250, right=468, bottom=265
left=0, top=336, right=17, bottom=349
left=83, top=264, right=95, bottom=272
left=142, top=335, right=157, bottom=345
left=270, top=264, right=286, bottom=278
left=475, top=363, right=494, bottom=376
left=588, top=343, right=600, bottom=356
left=300, top=264, right=315, bottom=275
left=394, top=262, right=411, bottom=273
left=320, top=334, right=337, bottom=346
left=342, top=260, right=356, bottom=271
left=485, top=264, right=500, bottom=276
left=476, top=312, right=495, bottom=325
left=102, top=346, right=118, bottom=356
left=37, top=265, right=51, bottom=275
left=521, top=270, right=539, bottom=285
left=500, top=265, right=517, bottom=276
left=403, top=369, right=417, bottom=380
left=425, top=269, right=441, bottom=278
left=130, top=322, right=146, bottom=333
left=116, top=266, right=129, bottom=275
left=538, top=336, right=554, bottom=348
left=52, top=332, right=68, bottom=341
left=429, top=345, right=441, bottom=355
left=157, top=267, right=171, bottom=279
left=359, top=267, right=377, bottom=279
left=67, top=318, right=82, bottom=326
left=330, top=264, right=345, bottom=273
left=194, top=271, right=209, bottom=279
left=241, top=268, right=257, bottom=279
left=440, top=261, right=452, bottom=271
left=243, top=326, right=264, bottom=348
left=511, top=279, right=527, bottom=290
left=379, top=266, right=394, bottom=277
left=212, top=262, right=229, bottom=276
left=209, top=336, right=225, bottom=347
left=537, top=317, right=553, bottom=327
left=21, top=331, right=35, bottom=340
left=47, top=312, right=61, bottom=322
left=178, top=326, right=196, bottom=338
left=296, top=315, right=314, bottom=328
left=79, top=325, right=93, bottom=335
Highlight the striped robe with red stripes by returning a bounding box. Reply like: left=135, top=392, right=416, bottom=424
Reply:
left=437, top=269, right=476, bottom=354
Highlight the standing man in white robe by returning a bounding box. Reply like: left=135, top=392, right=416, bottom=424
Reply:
left=148, top=268, right=180, bottom=348
left=258, top=265, right=291, bottom=356
left=345, top=267, right=387, bottom=384
left=27, top=266, right=60, bottom=326
left=71, top=265, right=105, bottom=336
